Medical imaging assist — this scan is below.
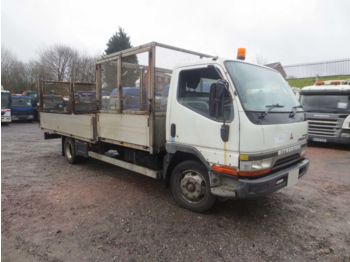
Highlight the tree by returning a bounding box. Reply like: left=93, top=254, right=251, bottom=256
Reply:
left=71, top=54, right=97, bottom=82
left=1, top=45, right=97, bottom=95
left=105, top=27, right=133, bottom=55
left=24, top=61, right=43, bottom=91
left=38, top=45, right=97, bottom=83
left=39, top=45, right=78, bottom=81
left=104, top=27, right=138, bottom=89
left=1, top=47, right=27, bottom=93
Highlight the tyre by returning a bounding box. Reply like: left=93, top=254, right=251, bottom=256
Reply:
left=170, top=160, right=216, bottom=212
left=63, top=138, right=78, bottom=164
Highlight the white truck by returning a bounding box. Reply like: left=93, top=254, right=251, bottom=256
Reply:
left=300, top=80, right=350, bottom=145
left=39, top=42, right=309, bottom=212
left=1, top=88, right=12, bottom=124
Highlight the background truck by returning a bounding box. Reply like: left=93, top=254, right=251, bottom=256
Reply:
left=300, top=80, right=350, bottom=145
left=39, top=42, right=309, bottom=212
left=23, top=90, right=39, bottom=121
left=1, top=88, right=12, bottom=124
left=11, top=95, right=35, bottom=122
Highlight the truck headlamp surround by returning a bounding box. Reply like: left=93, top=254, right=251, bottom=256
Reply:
left=239, top=158, right=273, bottom=172
left=341, top=132, right=350, bottom=138
left=211, top=157, right=274, bottom=178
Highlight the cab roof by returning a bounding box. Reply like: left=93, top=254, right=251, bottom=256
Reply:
left=173, top=57, right=275, bottom=73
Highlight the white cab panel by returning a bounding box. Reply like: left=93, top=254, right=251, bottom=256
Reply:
left=166, top=65, right=240, bottom=167
left=239, top=114, right=307, bottom=153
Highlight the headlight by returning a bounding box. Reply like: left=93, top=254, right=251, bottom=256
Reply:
left=239, top=158, right=273, bottom=171
left=341, top=115, right=350, bottom=129
left=341, top=132, right=350, bottom=138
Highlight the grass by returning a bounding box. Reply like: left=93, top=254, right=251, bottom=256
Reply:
left=287, top=75, right=350, bottom=88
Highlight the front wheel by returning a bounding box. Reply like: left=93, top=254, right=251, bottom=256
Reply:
left=170, top=160, right=216, bottom=212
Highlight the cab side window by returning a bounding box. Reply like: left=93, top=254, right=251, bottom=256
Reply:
left=177, top=67, right=233, bottom=121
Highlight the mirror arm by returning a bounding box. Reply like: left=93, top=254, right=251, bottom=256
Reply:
left=222, top=95, right=226, bottom=125
left=220, top=81, right=230, bottom=143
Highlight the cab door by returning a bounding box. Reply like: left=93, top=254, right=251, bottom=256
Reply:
left=166, top=64, right=239, bottom=168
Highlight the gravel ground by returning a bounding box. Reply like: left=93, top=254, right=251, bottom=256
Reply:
left=2, top=123, right=350, bottom=262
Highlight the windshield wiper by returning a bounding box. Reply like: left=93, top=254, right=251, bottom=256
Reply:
left=259, top=104, right=285, bottom=119
left=289, top=105, right=303, bottom=118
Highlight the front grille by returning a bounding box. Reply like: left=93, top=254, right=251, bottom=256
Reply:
left=307, top=118, right=339, bottom=137
left=14, top=111, right=30, bottom=116
left=273, top=154, right=300, bottom=171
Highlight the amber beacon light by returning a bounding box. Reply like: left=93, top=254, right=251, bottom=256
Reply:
left=237, top=48, right=246, bottom=60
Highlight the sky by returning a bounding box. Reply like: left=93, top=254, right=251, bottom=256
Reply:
left=1, top=0, right=350, bottom=66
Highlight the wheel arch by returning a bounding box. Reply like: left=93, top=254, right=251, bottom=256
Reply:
left=163, top=143, right=210, bottom=186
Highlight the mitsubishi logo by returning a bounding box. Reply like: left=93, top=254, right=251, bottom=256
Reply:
left=290, top=133, right=294, bottom=140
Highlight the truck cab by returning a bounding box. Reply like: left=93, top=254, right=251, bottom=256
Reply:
left=1, top=89, right=12, bottom=124
left=166, top=59, right=309, bottom=205
left=300, top=80, right=350, bottom=145
left=11, top=95, right=34, bottom=121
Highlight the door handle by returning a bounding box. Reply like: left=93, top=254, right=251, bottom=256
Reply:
left=171, top=123, right=176, bottom=137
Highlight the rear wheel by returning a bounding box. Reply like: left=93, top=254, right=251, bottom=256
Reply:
left=64, top=138, right=77, bottom=164
left=170, top=160, right=216, bottom=212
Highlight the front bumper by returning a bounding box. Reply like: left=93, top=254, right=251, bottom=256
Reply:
left=308, top=134, right=350, bottom=145
left=12, top=115, right=34, bottom=121
left=1, top=116, right=12, bottom=123
left=210, top=159, right=309, bottom=198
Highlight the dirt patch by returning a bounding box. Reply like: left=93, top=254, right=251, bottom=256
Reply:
left=2, top=123, right=350, bottom=261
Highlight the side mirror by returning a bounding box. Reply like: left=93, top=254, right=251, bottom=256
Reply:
left=209, top=80, right=231, bottom=142
left=209, top=80, right=229, bottom=119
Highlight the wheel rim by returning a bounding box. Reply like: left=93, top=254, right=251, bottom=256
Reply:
left=65, top=143, right=72, bottom=160
left=180, top=170, right=206, bottom=203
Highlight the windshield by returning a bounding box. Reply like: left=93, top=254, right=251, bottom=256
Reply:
left=300, top=94, right=350, bottom=113
left=11, top=97, right=32, bottom=107
left=225, top=61, right=300, bottom=112
left=1, top=93, right=11, bottom=109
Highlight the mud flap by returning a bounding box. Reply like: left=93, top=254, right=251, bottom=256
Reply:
left=44, top=132, right=61, bottom=139
left=75, top=140, right=88, bottom=158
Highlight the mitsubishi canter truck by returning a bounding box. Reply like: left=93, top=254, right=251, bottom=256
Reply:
left=39, top=42, right=309, bottom=212
left=300, top=80, right=350, bottom=145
